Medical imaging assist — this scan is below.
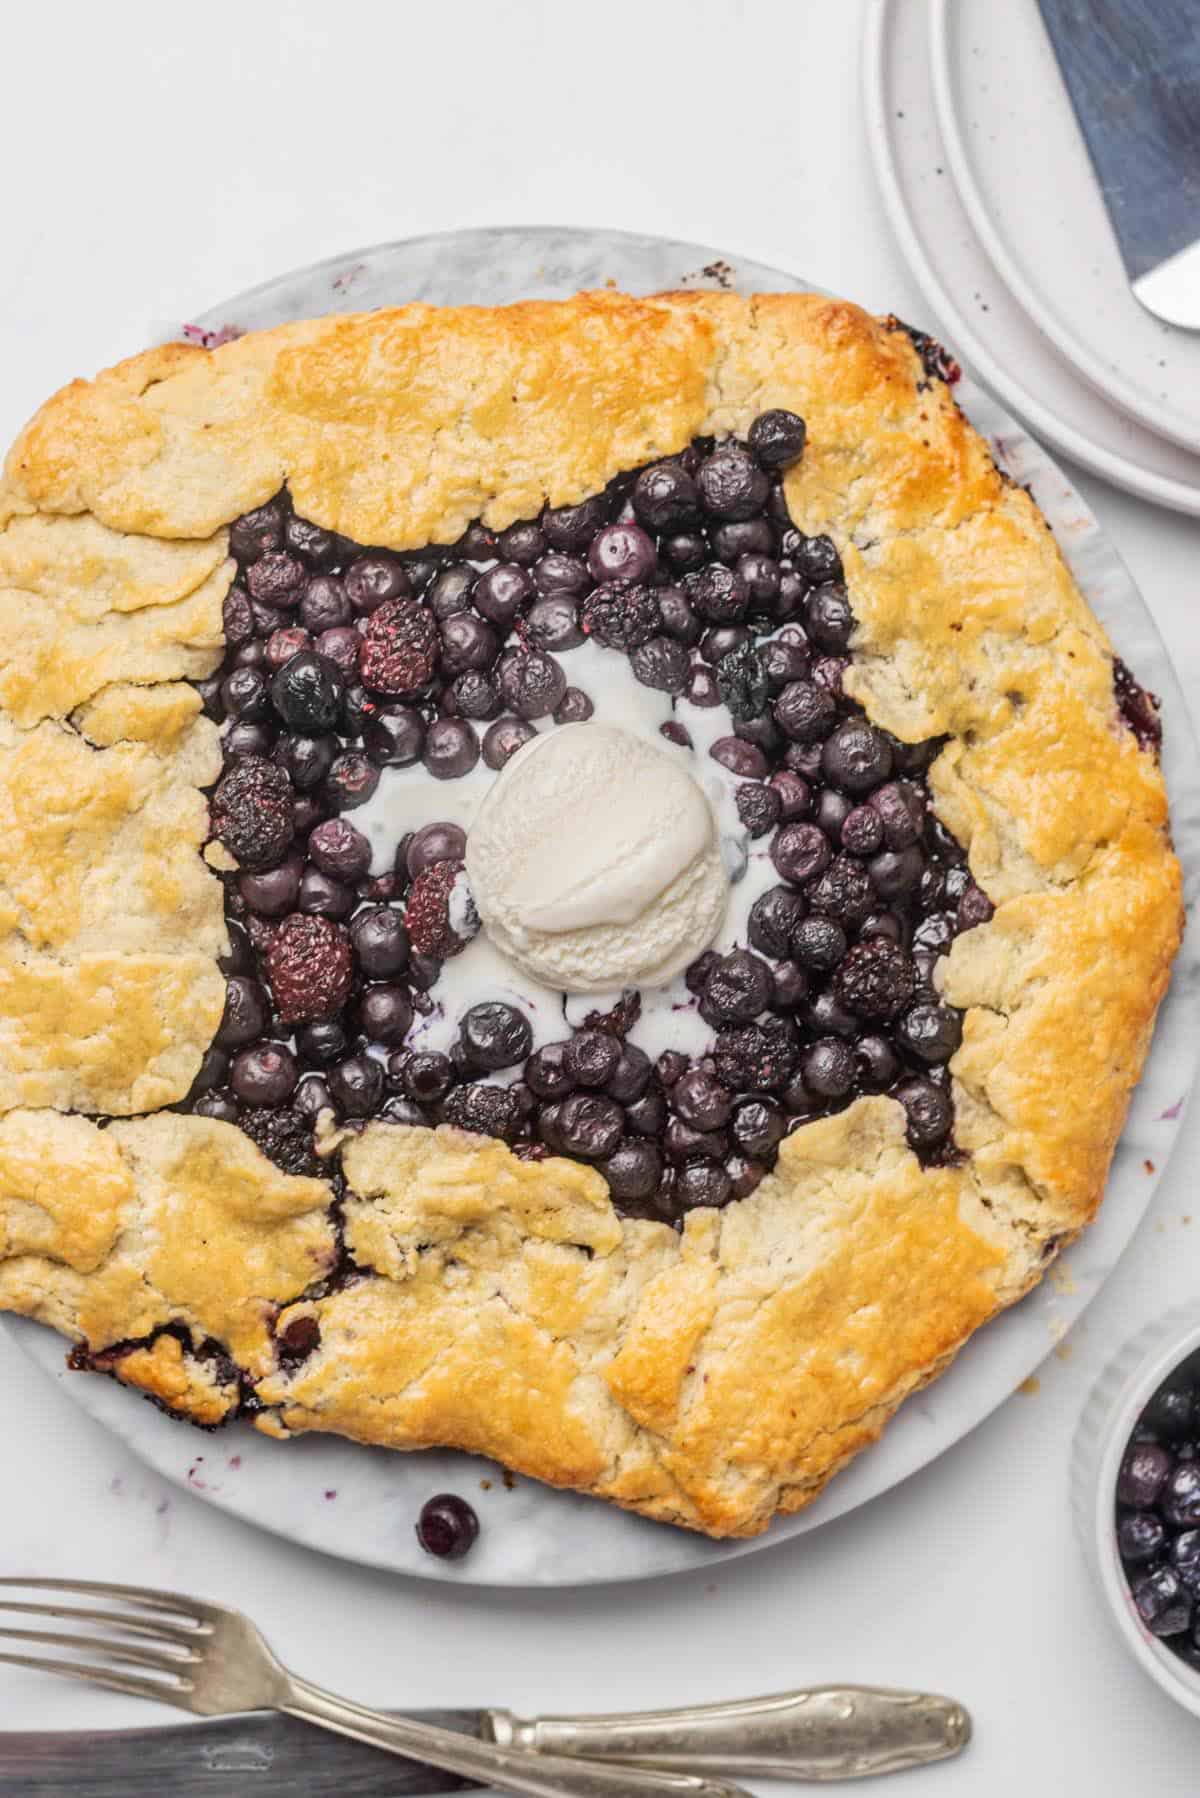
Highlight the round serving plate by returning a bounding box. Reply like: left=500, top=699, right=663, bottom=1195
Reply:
left=8, top=226, right=1198, bottom=1588
left=929, top=0, right=1200, bottom=459
left=863, top=0, right=1200, bottom=516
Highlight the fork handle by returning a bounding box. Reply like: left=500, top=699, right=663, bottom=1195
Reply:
left=282, top=1677, right=751, bottom=1798
left=486, top=1686, right=971, bottom=1781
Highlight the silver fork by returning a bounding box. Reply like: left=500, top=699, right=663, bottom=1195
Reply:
left=0, top=1579, right=749, bottom=1798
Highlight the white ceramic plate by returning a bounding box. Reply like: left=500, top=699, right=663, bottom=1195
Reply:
left=7, top=227, right=1198, bottom=1587
left=863, top=0, right=1200, bottom=515
left=929, top=0, right=1200, bottom=458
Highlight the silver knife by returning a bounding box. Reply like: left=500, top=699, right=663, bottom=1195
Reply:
left=0, top=1688, right=970, bottom=1795
left=1036, top=0, right=1200, bottom=327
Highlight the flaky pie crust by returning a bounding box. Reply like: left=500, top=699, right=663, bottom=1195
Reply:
left=0, top=293, right=1182, bottom=1536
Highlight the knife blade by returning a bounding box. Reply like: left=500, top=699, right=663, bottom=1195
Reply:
left=0, top=1710, right=483, bottom=1798
left=1036, top=0, right=1200, bottom=328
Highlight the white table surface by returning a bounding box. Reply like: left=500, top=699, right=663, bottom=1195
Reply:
left=1, top=2, right=1197, bottom=1791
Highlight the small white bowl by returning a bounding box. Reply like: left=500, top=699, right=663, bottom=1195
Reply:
left=1073, top=1304, right=1200, bottom=1718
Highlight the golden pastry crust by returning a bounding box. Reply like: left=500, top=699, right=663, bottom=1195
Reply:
left=0, top=292, right=1182, bottom=1536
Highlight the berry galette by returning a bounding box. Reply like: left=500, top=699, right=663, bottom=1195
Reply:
left=0, top=292, right=1181, bottom=1535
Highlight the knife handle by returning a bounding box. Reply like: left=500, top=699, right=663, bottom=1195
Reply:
left=487, top=1686, right=971, bottom=1782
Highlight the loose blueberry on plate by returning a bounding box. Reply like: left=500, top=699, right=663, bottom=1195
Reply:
left=416, top=1493, right=480, bottom=1560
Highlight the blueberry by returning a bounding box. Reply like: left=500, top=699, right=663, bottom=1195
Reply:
left=1164, top=1461, right=1200, bottom=1527
left=602, top=1140, right=664, bottom=1204
left=541, top=495, right=608, bottom=552
left=565, top=1030, right=621, bottom=1089
left=363, top=706, right=426, bottom=768
left=769, top=770, right=813, bottom=821
left=554, top=688, right=594, bottom=724
left=774, top=680, right=837, bottom=743
left=702, top=950, right=773, bottom=1025
left=450, top=672, right=500, bottom=720
left=327, top=1053, right=386, bottom=1117
left=221, top=665, right=271, bottom=722
left=709, top=737, right=768, bottom=780
left=299, top=574, right=352, bottom=634
left=801, top=1038, right=856, bottom=1101
left=285, top=514, right=339, bottom=569
left=350, top=907, right=410, bottom=978
left=1133, top=1565, right=1193, bottom=1637
left=296, top=1018, right=349, bottom=1068
left=526, top=1042, right=575, bottom=1100
left=294, top=1073, right=332, bottom=1117
left=215, top=976, right=270, bottom=1048
left=788, top=533, right=843, bottom=585
left=344, top=554, right=411, bottom=614
left=474, top=562, right=534, bottom=627
left=223, top=721, right=276, bottom=763
left=230, top=499, right=286, bottom=561
left=748, top=408, right=807, bottom=469
left=630, top=636, right=689, bottom=694
left=676, top=1160, right=734, bottom=1209
left=402, top=1051, right=455, bottom=1103
left=416, top=1493, right=479, bottom=1560
left=406, top=822, right=468, bottom=877
left=358, top=985, right=414, bottom=1046
left=731, top=1098, right=786, bottom=1158
left=772, top=822, right=832, bottom=886
left=482, top=717, right=537, bottom=770
left=439, top=613, right=499, bottom=675
left=662, top=531, right=709, bottom=573
left=238, top=856, right=302, bottom=919
left=673, top=1069, right=734, bottom=1131
left=1118, top=1511, right=1166, bottom=1567
left=685, top=563, right=749, bottom=624
left=894, top=1076, right=953, bottom=1150
left=697, top=447, right=769, bottom=520
left=868, top=847, right=926, bottom=901
left=1145, top=1382, right=1196, bottom=1441
left=231, top=1041, right=299, bottom=1107
left=247, top=550, right=306, bottom=606
left=556, top=1093, right=625, bottom=1160
left=459, top=1002, right=532, bottom=1071
left=275, top=732, right=336, bottom=791
left=423, top=718, right=480, bottom=780
left=791, top=915, right=848, bottom=972
left=1171, top=1529, right=1200, bottom=1593
left=857, top=1034, right=902, bottom=1089
left=526, top=596, right=584, bottom=652
left=497, top=650, right=567, bottom=720
left=587, top=522, right=657, bottom=585
left=426, top=564, right=477, bottom=619
left=533, top=551, right=590, bottom=598
left=497, top=521, right=546, bottom=566
left=896, top=1002, right=963, bottom=1066
left=749, top=886, right=806, bottom=959
left=298, top=866, right=355, bottom=920
left=308, top=818, right=372, bottom=881
left=604, top=1044, right=652, bottom=1104
left=632, top=462, right=701, bottom=532
left=712, top=518, right=774, bottom=562
left=841, top=804, right=885, bottom=856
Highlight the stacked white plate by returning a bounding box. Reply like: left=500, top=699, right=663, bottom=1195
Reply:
left=863, top=0, right=1200, bottom=515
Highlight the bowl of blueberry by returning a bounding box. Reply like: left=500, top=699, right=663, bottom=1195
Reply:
left=1075, top=1307, right=1200, bottom=1714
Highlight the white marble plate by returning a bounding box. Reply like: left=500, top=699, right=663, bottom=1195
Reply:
left=929, top=0, right=1200, bottom=458
left=862, top=0, right=1200, bottom=516
left=8, top=227, right=1197, bottom=1588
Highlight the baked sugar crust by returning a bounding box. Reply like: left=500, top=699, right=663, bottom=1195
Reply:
left=0, top=292, right=1181, bottom=1535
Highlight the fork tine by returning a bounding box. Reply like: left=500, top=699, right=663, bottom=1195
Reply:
left=0, top=1579, right=212, bottom=1626
left=0, top=1600, right=203, bottom=1646
left=0, top=1650, right=193, bottom=1709
left=0, top=1626, right=197, bottom=1675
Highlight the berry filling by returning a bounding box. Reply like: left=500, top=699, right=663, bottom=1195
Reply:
left=185, top=415, right=1151, bottom=1229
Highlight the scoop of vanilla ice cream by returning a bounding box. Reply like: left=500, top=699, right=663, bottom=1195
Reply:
left=466, top=723, right=729, bottom=994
